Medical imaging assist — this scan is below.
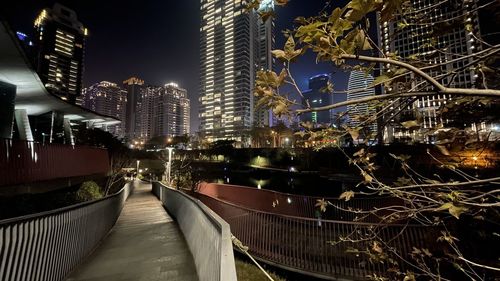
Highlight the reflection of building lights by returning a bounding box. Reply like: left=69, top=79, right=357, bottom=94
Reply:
left=257, top=184, right=261, bottom=189
left=226, top=177, right=230, bottom=183
left=287, top=197, right=292, bottom=204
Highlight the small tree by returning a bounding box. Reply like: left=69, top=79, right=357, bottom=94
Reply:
left=74, top=125, right=131, bottom=195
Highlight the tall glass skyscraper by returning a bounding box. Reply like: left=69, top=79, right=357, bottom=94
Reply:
left=301, top=74, right=333, bottom=125
left=379, top=0, right=483, bottom=142
left=347, top=71, right=376, bottom=133
left=33, top=4, right=87, bottom=104
left=199, top=0, right=273, bottom=142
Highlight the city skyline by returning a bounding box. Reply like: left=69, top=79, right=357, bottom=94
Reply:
left=3, top=0, right=344, bottom=133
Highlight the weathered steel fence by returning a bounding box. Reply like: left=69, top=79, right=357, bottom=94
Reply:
left=0, top=138, right=110, bottom=187
left=153, top=182, right=237, bottom=281
left=197, top=182, right=402, bottom=222
left=0, top=182, right=134, bottom=281
left=195, top=192, right=439, bottom=280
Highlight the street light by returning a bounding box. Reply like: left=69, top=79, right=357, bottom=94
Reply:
left=136, top=160, right=140, bottom=179
left=166, top=147, right=174, bottom=184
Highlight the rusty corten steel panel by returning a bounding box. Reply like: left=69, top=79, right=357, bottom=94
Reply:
left=0, top=139, right=110, bottom=187
left=197, top=182, right=401, bottom=222
left=194, top=192, right=439, bottom=280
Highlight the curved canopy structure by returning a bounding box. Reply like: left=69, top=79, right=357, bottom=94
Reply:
left=0, top=21, right=119, bottom=126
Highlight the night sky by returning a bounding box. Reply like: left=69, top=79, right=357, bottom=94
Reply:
left=3, top=0, right=349, bottom=131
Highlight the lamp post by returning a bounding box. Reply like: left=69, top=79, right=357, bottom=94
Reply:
left=136, top=160, right=140, bottom=179
left=166, top=147, right=174, bottom=184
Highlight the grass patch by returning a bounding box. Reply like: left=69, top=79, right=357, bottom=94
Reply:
left=235, top=259, right=286, bottom=281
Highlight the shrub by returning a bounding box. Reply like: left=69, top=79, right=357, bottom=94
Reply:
left=76, top=181, right=104, bottom=202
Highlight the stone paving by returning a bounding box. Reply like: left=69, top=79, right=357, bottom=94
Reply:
left=67, top=181, right=198, bottom=281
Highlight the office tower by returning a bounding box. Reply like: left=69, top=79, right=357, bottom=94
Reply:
left=300, top=74, right=333, bottom=125
left=347, top=71, right=376, bottom=134
left=379, top=0, right=482, bottom=142
left=33, top=4, right=87, bottom=104
left=137, top=83, right=191, bottom=141
left=254, top=0, right=276, bottom=128
left=81, top=82, right=127, bottom=138
left=199, top=0, right=273, bottom=142
left=123, top=77, right=145, bottom=141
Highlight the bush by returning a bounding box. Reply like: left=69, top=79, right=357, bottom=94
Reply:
left=76, top=181, right=104, bottom=202
left=235, top=259, right=285, bottom=281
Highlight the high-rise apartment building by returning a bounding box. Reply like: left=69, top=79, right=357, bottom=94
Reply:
left=81, top=81, right=127, bottom=138
left=347, top=71, right=376, bottom=133
left=301, top=74, right=333, bottom=125
left=33, top=4, right=87, bottom=104
left=135, top=83, right=190, bottom=141
left=379, top=0, right=482, bottom=142
left=199, top=0, right=273, bottom=142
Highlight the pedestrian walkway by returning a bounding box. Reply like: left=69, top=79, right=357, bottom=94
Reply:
left=67, top=181, right=198, bottom=281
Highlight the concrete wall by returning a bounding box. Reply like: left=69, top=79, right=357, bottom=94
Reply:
left=152, top=182, right=237, bottom=281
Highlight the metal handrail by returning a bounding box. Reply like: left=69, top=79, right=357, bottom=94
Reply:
left=195, top=192, right=440, bottom=280
left=0, top=181, right=135, bottom=281
left=152, top=182, right=237, bottom=281
left=198, top=181, right=390, bottom=201
left=0, top=184, right=129, bottom=225
left=197, top=182, right=403, bottom=222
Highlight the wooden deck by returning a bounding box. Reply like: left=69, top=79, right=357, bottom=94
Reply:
left=67, top=181, right=198, bottom=281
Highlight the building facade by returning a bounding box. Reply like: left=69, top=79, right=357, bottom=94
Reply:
left=122, top=78, right=190, bottom=142
left=301, top=74, right=333, bottom=125
left=199, top=0, right=273, bottom=142
left=253, top=0, right=276, bottom=128
left=347, top=71, right=376, bottom=133
left=123, top=77, right=145, bottom=141
left=379, top=0, right=482, bottom=142
left=81, top=81, right=127, bottom=138
left=33, top=4, right=87, bottom=104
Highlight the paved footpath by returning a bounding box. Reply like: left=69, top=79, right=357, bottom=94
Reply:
left=67, top=181, right=198, bottom=281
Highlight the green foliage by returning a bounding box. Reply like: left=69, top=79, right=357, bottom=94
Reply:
left=235, top=259, right=285, bottom=281
left=76, top=181, right=104, bottom=202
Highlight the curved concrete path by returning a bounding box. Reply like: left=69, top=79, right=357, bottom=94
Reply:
left=67, top=181, right=198, bottom=281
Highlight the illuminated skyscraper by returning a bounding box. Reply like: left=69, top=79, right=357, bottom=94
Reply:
left=81, top=81, right=127, bottom=138
left=254, top=0, right=276, bottom=128
left=301, top=74, right=333, bottom=125
left=137, top=83, right=190, bottom=140
left=33, top=4, right=88, bottom=104
left=379, top=0, right=483, bottom=142
left=123, top=77, right=145, bottom=141
left=199, top=0, right=273, bottom=142
left=347, top=71, right=376, bottom=133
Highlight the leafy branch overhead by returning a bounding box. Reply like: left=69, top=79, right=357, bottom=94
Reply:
left=248, top=0, right=500, bottom=280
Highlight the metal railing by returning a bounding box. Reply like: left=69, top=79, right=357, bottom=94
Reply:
left=152, top=182, right=237, bottom=281
left=197, top=182, right=402, bottom=222
left=194, top=192, right=440, bottom=280
left=0, top=181, right=135, bottom=281
left=0, top=138, right=110, bottom=187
